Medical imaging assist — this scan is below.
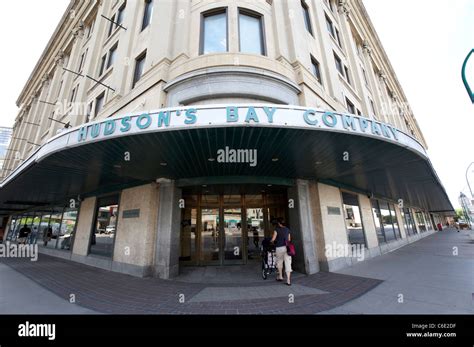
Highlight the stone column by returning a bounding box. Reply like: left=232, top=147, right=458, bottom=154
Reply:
left=112, top=183, right=159, bottom=277
left=358, top=194, right=379, bottom=249
left=154, top=180, right=182, bottom=279
left=71, top=197, right=96, bottom=257
left=287, top=179, right=319, bottom=275
left=394, top=205, right=407, bottom=239
left=313, top=183, right=350, bottom=272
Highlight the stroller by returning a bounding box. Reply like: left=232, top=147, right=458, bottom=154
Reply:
left=260, top=237, right=277, bottom=280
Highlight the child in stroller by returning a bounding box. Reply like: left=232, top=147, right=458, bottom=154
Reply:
left=260, top=237, right=277, bottom=279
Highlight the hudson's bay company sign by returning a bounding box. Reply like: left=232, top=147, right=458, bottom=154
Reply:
left=75, top=105, right=400, bottom=145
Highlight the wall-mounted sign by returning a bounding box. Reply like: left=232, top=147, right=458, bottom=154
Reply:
left=327, top=207, right=341, bottom=215
left=122, top=209, right=140, bottom=219
left=31, top=105, right=427, bottom=167
left=75, top=106, right=401, bottom=144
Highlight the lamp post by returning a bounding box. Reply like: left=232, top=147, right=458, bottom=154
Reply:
left=466, top=162, right=474, bottom=198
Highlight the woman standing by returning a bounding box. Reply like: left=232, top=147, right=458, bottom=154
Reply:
left=271, top=218, right=292, bottom=286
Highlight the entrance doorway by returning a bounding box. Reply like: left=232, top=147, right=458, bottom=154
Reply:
left=179, top=185, right=288, bottom=266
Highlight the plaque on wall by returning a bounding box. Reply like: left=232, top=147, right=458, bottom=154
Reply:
left=327, top=206, right=341, bottom=215
left=122, top=209, right=140, bottom=219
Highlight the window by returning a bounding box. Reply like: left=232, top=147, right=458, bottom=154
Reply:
left=78, top=50, right=87, bottom=72
left=106, top=44, right=118, bottom=69
left=301, top=1, right=313, bottom=35
left=342, top=192, right=367, bottom=247
left=57, top=80, right=63, bottom=98
left=310, top=56, right=322, bottom=84
left=69, top=86, right=77, bottom=104
left=132, top=51, right=147, bottom=88
left=98, top=54, right=107, bottom=76
left=369, top=99, right=377, bottom=117
left=344, top=66, right=351, bottom=85
left=89, top=195, right=120, bottom=257
left=142, top=0, right=153, bottom=30
left=362, top=67, right=369, bottom=85
left=415, top=210, right=426, bottom=232
left=335, top=28, right=342, bottom=47
left=86, top=102, right=93, bottom=121
left=86, top=19, right=95, bottom=39
left=356, top=109, right=362, bottom=116
left=402, top=208, right=416, bottom=236
left=116, top=2, right=126, bottom=27
left=334, top=53, right=343, bottom=75
left=201, top=10, right=227, bottom=54
left=325, top=14, right=335, bottom=38
left=239, top=10, right=265, bottom=55
left=371, top=199, right=401, bottom=244
left=346, top=98, right=355, bottom=114
left=107, top=14, right=116, bottom=37
left=94, top=93, right=105, bottom=117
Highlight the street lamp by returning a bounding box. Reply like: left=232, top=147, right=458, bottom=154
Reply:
left=466, top=162, right=474, bottom=198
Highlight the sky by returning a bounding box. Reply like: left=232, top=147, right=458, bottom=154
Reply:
left=0, top=0, right=472, bottom=208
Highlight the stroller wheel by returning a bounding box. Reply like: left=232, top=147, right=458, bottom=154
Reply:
left=262, top=268, right=268, bottom=280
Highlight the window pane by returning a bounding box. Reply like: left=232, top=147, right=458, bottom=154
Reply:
left=95, top=94, right=105, bottom=116
left=117, top=5, right=126, bottom=26
left=334, top=54, right=343, bottom=75
left=371, top=199, right=385, bottom=243
left=142, top=0, right=153, bottom=30
left=59, top=208, right=78, bottom=251
left=379, top=201, right=396, bottom=241
left=43, top=208, right=64, bottom=249
left=180, top=208, right=197, bottom=262
left=239, top=13, right=264, bottom=55
left=388, top=203, right=400, bottom=238
left=133, top=54, right=146, bottom=88
left=326, top=16, right=335, bottom=37
left=202, top=12, right=227, bottom=54
left=107, top=45, right=117, bottom=69
left=99, top=55, right=106, bottom=76
left=342, top=192, right=366, bottom=247
left=302, top=2, right=312, bottom=34
left=311, top=57, right=321, bottom=83
left=90, top=196, right=119, bottom=257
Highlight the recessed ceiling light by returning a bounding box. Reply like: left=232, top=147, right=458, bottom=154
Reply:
left=272, top=157, right=279, bottom=162
left=208, top=158, right=215, bottom=162
left=315, top=161, right=323, bottom=165
left=160, top=162, right=167, bottom=166
left=267, top=184, right=272, bottom=187
left=202, top=185, right=207, bottom=188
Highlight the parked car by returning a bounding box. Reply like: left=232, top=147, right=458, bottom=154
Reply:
left=105, top=225, right=116, bottom=234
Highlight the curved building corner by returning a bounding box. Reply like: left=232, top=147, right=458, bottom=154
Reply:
left=0, top=0, right=454, bottom=279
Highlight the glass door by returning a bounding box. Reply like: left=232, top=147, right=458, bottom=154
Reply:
left=200, top=208, right=220, bottom=264
left=223, top=208, right=243, bottom=264
left=246, top=208, right=264, bottom=261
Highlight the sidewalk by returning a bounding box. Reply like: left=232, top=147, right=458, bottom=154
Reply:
left=324, top=228, right=474, bottom=314
left=0, top=263, right=95, bottom=314
left=0, top=257, right=380, bottom=315
left=0, top=228, right=472, bottom=314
